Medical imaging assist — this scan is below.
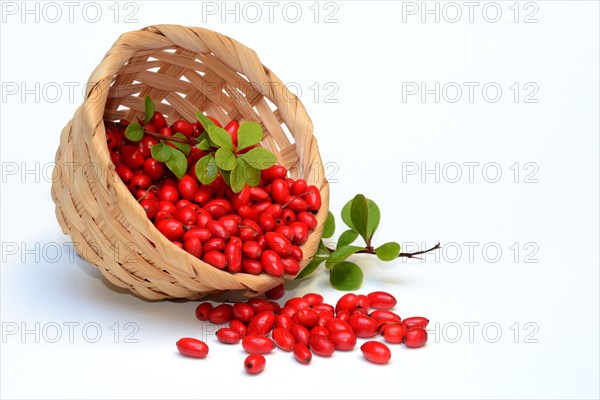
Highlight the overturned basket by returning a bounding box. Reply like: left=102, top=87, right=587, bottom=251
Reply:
left=51, top=25, right=329, bottom=300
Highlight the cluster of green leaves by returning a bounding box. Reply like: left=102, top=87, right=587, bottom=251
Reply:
left=296, top=194, right=401, bottom=290
left=124, top=96, right=278, bottom=192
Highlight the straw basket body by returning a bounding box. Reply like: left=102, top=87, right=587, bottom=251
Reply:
left=51, top=25, right=329, bottom=300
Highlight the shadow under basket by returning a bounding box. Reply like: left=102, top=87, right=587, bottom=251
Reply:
left=50, top=25, right=329, bottom=300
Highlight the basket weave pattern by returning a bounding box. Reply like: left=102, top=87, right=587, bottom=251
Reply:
left=51, top=25, right=329, bottom=300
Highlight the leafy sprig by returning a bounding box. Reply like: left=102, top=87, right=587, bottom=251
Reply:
left=297, top=194, right=440, bottom=290
left=122, top=96, right=277, bottom=191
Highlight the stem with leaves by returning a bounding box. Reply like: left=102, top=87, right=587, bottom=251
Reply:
left=296, top=194, right=441, bottom=290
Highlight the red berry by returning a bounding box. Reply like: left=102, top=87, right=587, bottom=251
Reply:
left=285, top=297, right=310, bottom=309
left=232, top=303, right=255, bottom=323
left=325, top=318, right=353, bottom=334
left=296, top=308, right=319, bottom=328
left=265, top=283, right=285, bottom=300
left=244, top=354, right=266, bottom=375
left=360, top=341, right=391, bottom=364
left=402, top=317, right=430, bottom=330
left=336, top=293, right=359, bottom=313
left=271, top=179, right=290, bottom=204
left=151, top=111, right=167, bottom=129
left=329, top=330, right=357, bottom=351
left=249, top=187, right=269, bottom=202
left=290, top=324, right=310, bottom=346
left=138, top=136, right=158, bottom=158
left=308, top=334, right=334, bottom=357
left=155, top=219, right=184, bottom=241
left=404, top=328, right=428, bottom=348
left=262, top=165, right=287, bottom=183
left=348, top=315, right=379, bottom=338
left=293, top=343, right=312, bottom=365
left=289, top=221, right=309, bottom=245
left=203, top=238, right=225, bottom=253
left=183, top=228, right=211, bottom=243
left=172, top=120, right=194, bottom=137
left=208, top=304, right=234, bottom=324
left=367, top=291, right=397, bottom=310
left=284, top=196, right=309, bottom=212
left=296, top=211, right=318, bottom=230
left=158, top=185, right=179, bottom=203
left=381, top=323, right=406, bottom=344
left=206, top=220, right=230, bottom=240
left=175, top=206, right=198, bottom=225
left=242, top=241, right=262, bottom=259
left=224, top=120, right=240, bottom=145
left=242, top=335, right=275, bottom=354
left=176, top=337, right=209, bottom=358
left=216, top=328, right=242, bottom=344
left=225, top=240, right=242, bottom=273
left=291, top=179, right=307, bottom=196
left=178, top=175, right=199, bottom=201
left=303, top=293, right=323, bottom=306
left=275, top=314, right=293, bottom=331
left=195, top=302, right=212, bottom=320
left=230, top=184, right=250, bottom=210
left=143, top=158, right=165, bottom=181
left=304, top=185, right=321, bottom=211
left=260, top=250, right=284, bottom=277
left=183, top=237, right=203, bottom=258
left=121, top=145, right=144, bottom=169
left=242, top=259, right=262, bottom=274
left=370, top=310, right=401, bottom=322
left=281, top=208, right=296, bottom=224
left=357, top=294, right=371, bottom=311
left=259, top=212, right=276, bottom=232
left=229, top=320, right=247, bottom=337
left=281, top=257, right=300, bottom=275
left=204, top=251, right=228, bottom=269
left=140, top=199, right=159, bottom=219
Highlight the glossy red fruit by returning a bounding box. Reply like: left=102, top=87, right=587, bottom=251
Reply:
left=207, top=116, right=222, bottom=127
left=308, top=334, right=334, bottom=357
left=230, top=185, right=250, bottom=210
left=129, top=174, right=152, bottom=191
left=290, top=245, right=303, bottom=262
left=336, top=293, right=359, bottom=313
left=204, top=251, right=228, bottom=269
left=302, top=293, right=323, bottom=306
left=367, top=291, right=397, bottom=310
left=110, top=151, right=121, bottom=166
left=361, top=341, right=391, bottom=364
left=143, top=158, right=165, bottom=181
left=262, top=165, right=287, bottom=183
left=178, top=175, right=199, bottom=200
left=192, top=186, right=211, bottom=205
left=317, top=311, right=334, bottom=327
left=202, top=238, right=225, bottom=253
left=138, top=136, right=158, bottom=158
left=242, top=259, right=262, bottom=274
left=290, top=324, right=310, bottom=346
left=205, top=220, right=229, bottom=240
left=176, top=337, right=209, bottom=358
left=247, top=298, right=275, bottom=314
left=296, top=308, right=319, bottom=328
left=357, top=294, right=371, bottom=311
left=272, top=327, right=295, bottom=351
left=239, top=205, right=260, bottom=222
left=370, top=310, right=401, bottom=322
left=151, top=111, right=167, bottom=129
left=284, top=196, right=309, bottom=212
left=281, top=209, right=296, bottom=225
left=229, top=320, right=247, bottom=338
left=313, top=303, right=335, bottom=315
left=271, top=179, right=290, bottom=204
left=265, top=283, right=285, bottom=300
left=232, top=303, right=255, bottom=323
left=224, top=120, right=240, bottom=144
left=175, top=206, right=197, bottom=225
left=159, top=126, right=173, bottom=137
left=260, top=250, right=284, bottom=277
left=158, top=185, right=179, bottom=203
left=216, top=328, right=242, bottom=344
left=329, top=330, right=357, bottom=351
left=155, top=219, right=184, bottom=241
left=264, top=204, right=283, bottom=219
left=244, top=354, right=266, bottom=374
left=337, top=309, right=351, bottom=322
left=404, top=328, right=428, bottom=348
left=275, top=314, right=293, bottom=331
left=225, top=241, right=242, bottom=273
left=208, top=304, right=234, bottom=324
left=296, top=211, right=317, bottom=230
left=281, top=257, right=300, bottom=275
left=249, top=187, right=269, bottom=202
left=248, top=311, right=275, bottom=336
left=325, top=318, right=353, bottom=334
left=381, top=323, right=406, bottom=344
left=140, top=199, right=159, bottom=219
left=183, top=237, right=203, bottom=258
left=402, top=317, right=430, bottom=330
left=121, top=145, right=144, bottom=169
left=242, top=241, right=262, bottom=259
left=115, top=164, right=133, bottom=183
left=242, top=335, right=275, bottom=354
left=304, top=185, right=321, bottom=211
left=106, top=131, right=119, bottom=151
left=204, top=204, right=228, bottom=220
left=289, top=221, right=309, bottom=245
left=293, top=343, right=312, bottom=365
left=195, top=209, right=212, bottom=228
left=285, top=297, right=310, bottom=310
left=195, top=302, right=212, bottom=320
left=291, top=179, right=307, bottom=196
left=173, top=119, right=194, bottom=137
left=348, top=315, right=379, bottom=338
left=183, top=228, right=211, bottom=243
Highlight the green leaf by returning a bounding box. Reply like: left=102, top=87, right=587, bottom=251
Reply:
left=330, top=262, right=363, bottom=291
left=144, top=96, right=155, bottom=123
left=375, top=242, right=401, bottom=261
left=366, top=200, right=381, bottom=241
left=214, top=148, right=236, bottom=171
left=195, top=139, right=210, bottom=151
left=341, top=199, right=355, bottom=231
left=220, top=170, right=231, bottom=186
left=350, top=194, right=369, bottom=241
left=230, top=158, right=247, bottom=193
left=195, top=154, right=218, bottom=185
left=207, top=125, right=233, bottom=150
left=244, top=164, right=261, bottom=187
left=195, top=112, right=216, bottom=132
left=338, top=230, right=359, bottom=247
left=124, top=122, right=144, bottom=142
left=165, top=147, right=187, bottom=180
left=238, top=148, right=277, bottom=170
left=322, top=212, right=335, bottom=238
left=236, top=121, right=263, bottom=151
left=325, top=245, right=363, bottom=269
left=151, top=143, right=171, bottom=162
left=295, top=254, right=327, bottom=280
left=169, top=133, right=191, bottom=156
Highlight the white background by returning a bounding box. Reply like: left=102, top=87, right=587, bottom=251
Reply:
left=1, top=1, right=599, bottom=399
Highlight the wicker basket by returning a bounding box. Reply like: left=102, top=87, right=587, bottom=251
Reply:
left=51, top=25, right=329, bottom=300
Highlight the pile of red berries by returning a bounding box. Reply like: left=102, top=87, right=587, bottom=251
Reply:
left=105, top=113, right=322, bottom=276
left=176, top=291, right=429, bottom=374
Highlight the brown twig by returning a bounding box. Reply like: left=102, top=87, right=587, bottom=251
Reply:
left=324, top=242, right=441, bottom=259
